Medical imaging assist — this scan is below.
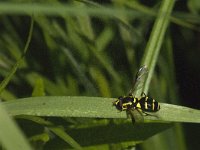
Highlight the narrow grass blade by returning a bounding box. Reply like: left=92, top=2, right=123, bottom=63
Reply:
left=32, top=78, right=45, bottom=97
left=0, top=17, right=34, bottom=95
left=0, top=104, right=32, bottom=150
left=125, top=1, right=200, bottom=31
left=16, top=116, right=82, bottom=149
left=66, top=122, right=172, bottom=146
left=141, top=0, right=175, bottom=93
left=62, top=47, right=98, bottom=95
left=16, top=116, right=171, bottom=147
left=0, top=3, right=136, bottom=17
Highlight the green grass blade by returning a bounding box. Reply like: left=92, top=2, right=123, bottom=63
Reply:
left=125, top=1, right=200, bottom=31
left=15, top=116, right=171, bottom=147
left=3, top=96, right=200, bottom=123
left=32, top=78, right=45, bottom=97
left=0, top=2, right=198, bottom=31
left=0, top=17, right=34, bottom=95
left=16, top=116, right=82, bottom=149
left=90, top=67, right=111, bottom=97
left=0, top=3, right=136, bottom=17
left=89, top=45, right=121, bottom=83
left=141, top=0, right=175, bottom=93
left=0, top=104, right=32, bottom=150
left=61, top=47, right=98, bottom=95
left=49, top=126, right=82, bottom=149
left=66, top=122, right=171, bottom=146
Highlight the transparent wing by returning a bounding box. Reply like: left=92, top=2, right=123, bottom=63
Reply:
left=129, top=65, right=148, bottom=97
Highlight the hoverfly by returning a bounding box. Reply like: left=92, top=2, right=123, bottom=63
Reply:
left=113, top=66, right=160, bottom=123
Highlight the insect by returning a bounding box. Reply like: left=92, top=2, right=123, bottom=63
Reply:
left=113, top=66, right=160, bottom=123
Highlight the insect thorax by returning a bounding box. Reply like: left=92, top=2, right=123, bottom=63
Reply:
left=114, top=96, right=136, bottom=111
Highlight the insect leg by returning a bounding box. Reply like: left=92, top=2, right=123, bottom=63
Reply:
left=141, top=92, right=147, bottom=97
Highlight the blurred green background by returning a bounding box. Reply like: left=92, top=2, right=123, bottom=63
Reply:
left=0, top=0, right=200, bottom=149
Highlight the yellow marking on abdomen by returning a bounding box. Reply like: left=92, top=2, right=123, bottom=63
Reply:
left=136, top=103, right=141, bottom=108
left=145, top=102, right=148, bottom=109
left=152, top=103, right=155, bottom=110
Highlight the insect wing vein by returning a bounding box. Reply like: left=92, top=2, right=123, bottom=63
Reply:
left=129, top=65, right=148, bottom=97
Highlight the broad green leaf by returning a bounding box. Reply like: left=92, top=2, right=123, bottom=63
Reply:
left=3, top=96, right=200, bottom=123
